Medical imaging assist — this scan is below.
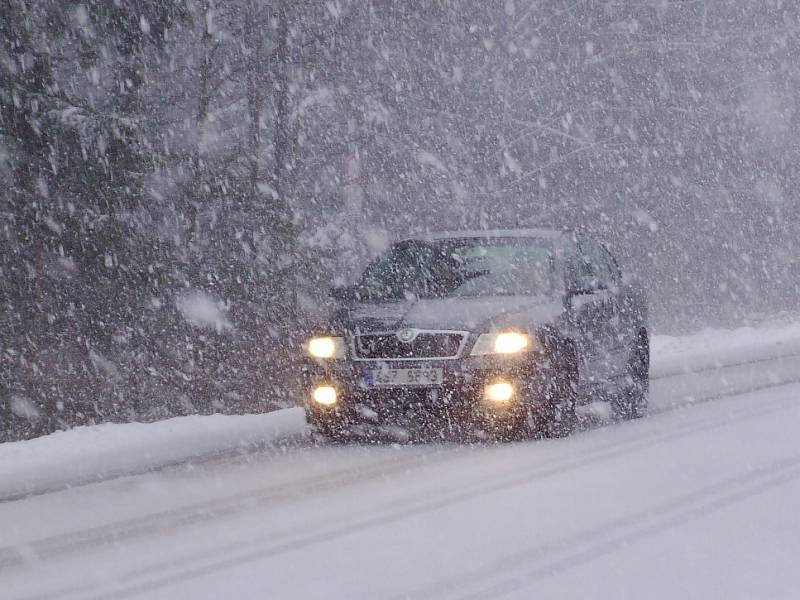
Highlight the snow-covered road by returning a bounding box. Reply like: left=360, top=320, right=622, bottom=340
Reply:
left=3, top=324, right=800, bottom=599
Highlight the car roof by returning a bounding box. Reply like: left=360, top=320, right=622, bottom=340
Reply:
left=404, top=228, right=570, bottom=243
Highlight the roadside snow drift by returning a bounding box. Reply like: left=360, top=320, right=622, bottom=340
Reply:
left=0, top=409, right=306, bottom=501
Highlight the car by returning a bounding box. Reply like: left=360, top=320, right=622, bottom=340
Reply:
left=302, top=228, right=649, bottom=442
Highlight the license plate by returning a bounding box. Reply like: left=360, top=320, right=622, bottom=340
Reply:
left=365, top=367, right=444, bottom=387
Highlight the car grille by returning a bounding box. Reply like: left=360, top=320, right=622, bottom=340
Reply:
left=354, top=331, right=465, bottom=360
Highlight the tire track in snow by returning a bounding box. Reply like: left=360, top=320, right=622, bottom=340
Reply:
left=8, top=349, right=800, bottom=577
left=403, top=452, right=800, bottom=600
left=26, top=379, right=800, bottom=600
left=3, top=368, right=783, bottom=579
left=0, top=444, right=465, bottom=570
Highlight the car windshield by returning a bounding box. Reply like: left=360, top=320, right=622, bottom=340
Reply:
left=353, top=238, right=554, bottom=302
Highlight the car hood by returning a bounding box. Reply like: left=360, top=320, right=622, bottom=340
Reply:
left=338, top=296, right=563, bottom=332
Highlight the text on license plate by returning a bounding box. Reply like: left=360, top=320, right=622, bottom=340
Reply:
left=365, top=367, right=444, bottom=387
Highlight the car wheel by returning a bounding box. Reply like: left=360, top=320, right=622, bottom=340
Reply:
left=540, top=341, right=579, bottom=438
left=615, top=329, right=649, bottom=420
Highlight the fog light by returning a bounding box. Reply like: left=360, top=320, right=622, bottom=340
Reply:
left=485, top=382, right=514, bottom=402
left=312, top=385, right=337, bottom=406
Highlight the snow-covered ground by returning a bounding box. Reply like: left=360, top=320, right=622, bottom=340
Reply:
left=2, top=320, right=800, bottom=599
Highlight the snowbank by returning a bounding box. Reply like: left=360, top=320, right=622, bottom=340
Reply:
left=651, top=319, right=800, bottom=378
left=0, top=409, right=307, bottom=501
left=3, top=317, right=800, bottom=501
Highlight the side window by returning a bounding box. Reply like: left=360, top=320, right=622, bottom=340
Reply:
left=598, top=244, right=621, bottom=285
left=577, top=236, right=615, bottom=289
left=573, top=247, right=591, bottom=278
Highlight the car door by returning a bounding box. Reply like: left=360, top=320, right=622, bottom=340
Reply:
left=587, top=239, right=630, bottom=379
left=567, top=235, right=620, bottom=390
left=595, top=241, right=645, bottom=377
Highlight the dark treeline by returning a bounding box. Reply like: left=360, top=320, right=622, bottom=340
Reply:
left=2, top=0, right=799, bottom=440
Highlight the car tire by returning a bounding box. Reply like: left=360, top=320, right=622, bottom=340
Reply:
left=614, top=329, right=649, bottom=420
left=540, top=341, right=579, bottom=438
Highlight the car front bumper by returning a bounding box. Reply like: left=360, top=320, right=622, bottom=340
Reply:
left=302, top=353, right=554, bottom=438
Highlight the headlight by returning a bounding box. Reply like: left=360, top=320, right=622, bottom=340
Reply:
left=470, top=331, right=536, bottom=356
left=312, top=385, right=338, bottom=406
left=484, top=381, right=515, bottom=402
left=307, top=336, right=346, bottom=359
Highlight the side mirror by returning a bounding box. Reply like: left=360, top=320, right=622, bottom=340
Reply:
left=329, top=285, right=356, bottom=303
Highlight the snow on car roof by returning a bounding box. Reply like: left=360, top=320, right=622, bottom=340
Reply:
left=405, top=228, right=568, bottom=242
